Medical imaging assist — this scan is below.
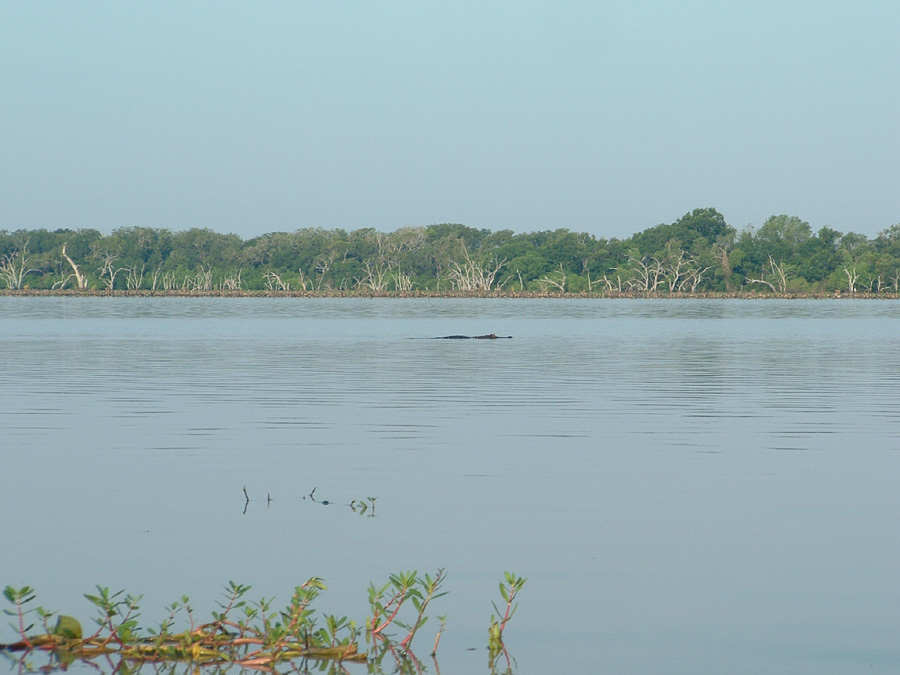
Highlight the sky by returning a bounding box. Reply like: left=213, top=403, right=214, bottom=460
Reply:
left=2, top=1, right=899, bottom=241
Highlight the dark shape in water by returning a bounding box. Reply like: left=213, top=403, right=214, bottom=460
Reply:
left=434, top=334, right=512, bottom=339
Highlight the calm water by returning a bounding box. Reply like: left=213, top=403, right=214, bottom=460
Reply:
left=2, top=297, right=899, bottom=674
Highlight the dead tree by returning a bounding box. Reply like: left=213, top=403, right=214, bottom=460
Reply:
left=264, top=271, right=291, bottom=292
left=843, top=266, right=860, bottom=294
left=746, top=256, right=788, bottom=293
left=314, top=251, right=342, bottom=290
left=60, top=243, right=88, bottom=289
left=888, top=270, right=900, bottom=294
left=681, top=265, right=711, bottom=293
left=151, top=264, right=164, bottom=291
left=221, top=269, right=243, bottom=291
left=182, top=266, right=214, bottom=291
left=539, top=263, right=567, bottom=292
left=661, top=250, right=691, bottom=293
left=124, top=264, right=146, bottom=290
left=356, top=260, right=391, bottom=292
left=391, top=268, right=414, bottom=292
left=446, top=245, right=506, bottom=291
left=626, top=256, right=664, bottom=292
left=161, top=270, right=179, bottom=291
left=600, top=273, right=623, bottom=293
left=95, top=250, right=127, bottom=291
left=0, top=240, right=39, bottom=289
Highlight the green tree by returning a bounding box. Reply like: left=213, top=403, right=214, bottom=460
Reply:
left=756, top=215, right=812, bottom=261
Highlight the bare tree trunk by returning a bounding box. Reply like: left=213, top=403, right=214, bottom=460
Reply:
left=355, top=260, right=391, bottom=291
left=392, top=267, right=414, bottom=292
left=747, top=256, right=788, bottom=293
left=182, top=266, right=214, bottom=291
left=746, top=278, right=777, bottom=292
left=446, top=244, right=506, bottom=291
left=683, top=266, right=711, bottom=292
left=580, top=257, right=593, bottom=292
left=662, top=250, right=689, bottom=293
left=539, top=263, right=567, bottom=292
left=843, top=266, right=859, bottom=294
left=626, top=256, right=664, bottom=292
left=151, top=264, right=164, bottom=291
left=96, top=251, right=126, bottom=291
left=52, top=274, right=76, bottom=290
left=61, top=243, right=88, bottom=289
left=264, top=271, right=291, bottom=291
left=0, top=240, right=39, bottom=289
left=125, top=264, right=146, bottom=290
left=771, top=257, right=788, bottom=292
left=221, top=269, right=243, bottom=291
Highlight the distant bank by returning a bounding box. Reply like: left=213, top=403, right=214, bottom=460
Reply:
left=1, top=289, right=895, bottom=299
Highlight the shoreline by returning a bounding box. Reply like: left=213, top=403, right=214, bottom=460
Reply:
left=1, top=289, right=896, bottom=299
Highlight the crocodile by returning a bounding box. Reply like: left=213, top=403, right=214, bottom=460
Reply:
left=433, top=334, right=512, bottom=339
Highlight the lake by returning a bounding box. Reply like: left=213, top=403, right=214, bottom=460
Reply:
left=2, top=297, right=899, bottom=674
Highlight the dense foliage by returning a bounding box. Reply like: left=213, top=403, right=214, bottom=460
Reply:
left=3, top=209, right=900, bottom=294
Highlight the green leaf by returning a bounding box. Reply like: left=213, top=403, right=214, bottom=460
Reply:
left=305, top=577, right=327, bottom=591
left=53, top=615, right=82, bottom=639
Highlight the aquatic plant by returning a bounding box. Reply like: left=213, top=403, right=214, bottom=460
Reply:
left=4, top=579, right=367, bottom=669
left=366, top=569, right=446, bottom=650
left=488, top=571, right=526, bottom=670
left=2, top=571, right=523, bottom=673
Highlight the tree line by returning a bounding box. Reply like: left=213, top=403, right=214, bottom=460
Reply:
left=3, top=208, right=900, bottom=294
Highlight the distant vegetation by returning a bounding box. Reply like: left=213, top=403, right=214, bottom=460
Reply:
left=3, top=209, right=900, bottom=295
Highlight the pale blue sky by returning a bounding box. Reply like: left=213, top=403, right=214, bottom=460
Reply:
left=2, top=2, right=898, bottom=240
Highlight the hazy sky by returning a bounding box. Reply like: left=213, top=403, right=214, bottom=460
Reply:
left=3, top=2, right=899, bottom=241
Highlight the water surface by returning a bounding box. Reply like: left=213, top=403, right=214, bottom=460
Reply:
left=2, top=298, right=899, bottom=673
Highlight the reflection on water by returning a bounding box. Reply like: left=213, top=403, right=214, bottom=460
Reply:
left=2, top=298, right=900, bottom=674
